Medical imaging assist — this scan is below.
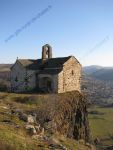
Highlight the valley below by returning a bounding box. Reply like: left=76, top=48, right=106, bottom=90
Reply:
left=82, top=66, right=113, bottom=150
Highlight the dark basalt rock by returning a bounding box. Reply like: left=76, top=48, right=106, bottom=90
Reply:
left=36, top=91, right=90, bottom=142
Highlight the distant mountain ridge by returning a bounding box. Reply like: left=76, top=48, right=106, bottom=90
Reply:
left=83, top=65, right=103, bottom=74
left=0, top=64, right=12, bottom=72
left=83, top=65, right=113, bottom=82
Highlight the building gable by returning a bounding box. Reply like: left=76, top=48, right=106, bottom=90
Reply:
left=63, top=56, right=81, bottom=67
left=11, top=60, right=25, bottom=71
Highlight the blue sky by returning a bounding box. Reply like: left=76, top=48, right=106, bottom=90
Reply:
left=0, top=0, right=113, bottom=66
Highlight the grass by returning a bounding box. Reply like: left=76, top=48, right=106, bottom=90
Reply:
left=88, top=105, right=113, bottom=147
left=53, top=134, right=92, bottom=150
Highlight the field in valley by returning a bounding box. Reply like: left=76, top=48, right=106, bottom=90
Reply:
left=89, top=105, right=113, bottom=149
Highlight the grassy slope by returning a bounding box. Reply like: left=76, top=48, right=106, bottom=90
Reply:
left=0, top=92, right=92, bottom=150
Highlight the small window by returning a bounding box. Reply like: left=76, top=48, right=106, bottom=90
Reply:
left=72, top=70, right=74, bottom=76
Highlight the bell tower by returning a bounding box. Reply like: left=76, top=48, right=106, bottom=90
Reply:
left=42, top=44, right=52, bottom=63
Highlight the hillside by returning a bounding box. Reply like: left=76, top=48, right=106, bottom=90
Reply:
left=82, top=66, right=113, bottom=106
left=83, top=66, right=103, bottom=75
left=0, top=64, right=12, bottom=72
left=83, top=66, right=113, bottom=82
left=0, top=91, right=95, bottom=150
left=0, top=64, right=12, bottom=91
left=82, top=74, right=113, bottom=105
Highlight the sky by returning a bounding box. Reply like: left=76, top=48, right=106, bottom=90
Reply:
left=0, top=0, right=113, bottom=66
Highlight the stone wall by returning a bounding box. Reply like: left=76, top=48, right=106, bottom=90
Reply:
left=58, top=56, right=81, bottom=93
left=25, top=70, right=36, bottom=91
left=11, top=60, right=36, bottom=92
left=58, top=71, right=64, bottom=93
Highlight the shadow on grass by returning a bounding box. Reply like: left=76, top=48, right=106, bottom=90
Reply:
left=88, top=110, right=104, bottom=115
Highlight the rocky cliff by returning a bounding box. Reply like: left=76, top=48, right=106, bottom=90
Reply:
left=35, top=91, right=90, bottom=142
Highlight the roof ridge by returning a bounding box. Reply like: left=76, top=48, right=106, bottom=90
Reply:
left=12, top=55, right=80, bottom=70
left=18, top=56, right=71, bottom=60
